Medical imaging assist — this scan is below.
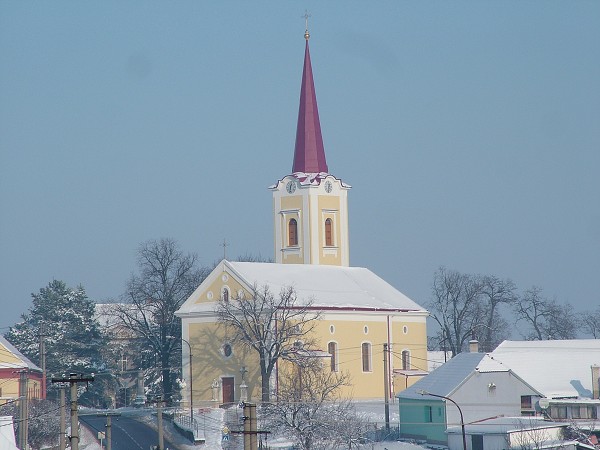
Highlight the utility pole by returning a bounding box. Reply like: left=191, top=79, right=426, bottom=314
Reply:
left=383, top=343, right=390, bottom=433
left=18, top=370, right=29, bottom=450
left=59, top=387, right=66, bottom=450
left=243, top=402, right=258, bottom=450
left=148, top=396, right=165, bottom=450
left=38, top=323, right=47, bottom=399
left=51, top=373, right=94, bottom=450
left=105, top=414, right=112, bottom=450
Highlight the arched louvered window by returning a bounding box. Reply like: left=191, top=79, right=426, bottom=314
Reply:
left=402, top=350, right=411, bottom=370
left=289, top=219, right=298, bottom=246
left=325, top=218, right=333, bottom=246
left=328, top=341, right=338, bottom=372
left=362, top=342, right=372, bottom=372
left=223, top=288, right=229, bottom=302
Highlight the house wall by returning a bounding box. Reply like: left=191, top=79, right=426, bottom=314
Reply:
left=448, top=371, right=540, bottom=426
left=399, top=398, right=447, bottom=444
left=0, top=369, right=43, bottom=405
left=448, top=427, right=566, bottom=450
left=448, top=433, right=511, bottom=450
left=508, top=426, right=563, bottom=448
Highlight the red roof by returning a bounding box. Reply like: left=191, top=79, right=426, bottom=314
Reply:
left=292, top=38, right=328, bottom=174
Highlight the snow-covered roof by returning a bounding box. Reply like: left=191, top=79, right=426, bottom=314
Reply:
left=427, top=351, right=452, bottom=372
left=490, top=340, right=600, bottom=399
left=398, top=352, right=487, bottom=400
left=0, top=336, right=41, bottom=371
left=227, top=261, right=425, bottom=311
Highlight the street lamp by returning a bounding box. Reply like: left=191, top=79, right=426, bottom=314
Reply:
left=168, top=336, right=194, bottom=423
left=418, top=389, right=466, bottom=450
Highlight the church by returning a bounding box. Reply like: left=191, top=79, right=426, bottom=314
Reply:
left=176, top=29, right=428, bottom=406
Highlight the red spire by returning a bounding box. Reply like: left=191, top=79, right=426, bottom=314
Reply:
left=292, top=37, right=328, bottom=174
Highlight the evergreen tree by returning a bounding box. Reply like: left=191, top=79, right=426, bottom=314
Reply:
left=4, top=280, right=112, bottom=406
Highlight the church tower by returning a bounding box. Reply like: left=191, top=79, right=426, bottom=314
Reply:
left=271, top=29, right=350, bottom=266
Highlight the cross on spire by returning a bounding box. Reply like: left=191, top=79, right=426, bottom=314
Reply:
left=221, top=238, right=229, bottom=260
left=303, top=11, right=311, bottom=40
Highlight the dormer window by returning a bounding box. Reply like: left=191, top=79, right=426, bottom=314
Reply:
left=289, top=219, right=298, bottom=246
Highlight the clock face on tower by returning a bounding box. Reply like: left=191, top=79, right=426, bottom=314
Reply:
left=286, top=180, right=297, bottom=194
left=324, top=181, right=333, bottom=193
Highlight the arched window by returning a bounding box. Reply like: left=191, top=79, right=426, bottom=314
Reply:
left=328, top=342, right=338, bottom=372
left=402, top=350, right=411, bottom=370
left=222, top=288, right=229, bottom=302
left=362, top=342, right=372, bottom=372
left=288, top=219, right=298, bottom=246
left=325, top=218, right=333, bottom=246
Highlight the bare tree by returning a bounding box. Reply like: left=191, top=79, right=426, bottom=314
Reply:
left=514, top=286, right=579, bottom=340
left=216, top=284, right=320, bottom=402
left=236, top=253, right=274, bottom=263
left=477, top=276, right=516, bottom=352
left=511, top=418, right=564, bottom=450
left=428, top=267, right=484, bottom=356
left=114, top=238, right=209, bottom=404
left=580, top=307, right=600, bottom=338
left=262, top=360, right=359, bottom=450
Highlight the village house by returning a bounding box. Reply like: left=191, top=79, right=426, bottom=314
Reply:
left=446, top=417, right=594, bottom=450
left=0, top=336, right=44, bottom=405
left=399, top=339, right=600, bottom=447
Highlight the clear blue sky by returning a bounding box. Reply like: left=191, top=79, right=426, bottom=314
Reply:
left=1, top=2, right=599, bottom=332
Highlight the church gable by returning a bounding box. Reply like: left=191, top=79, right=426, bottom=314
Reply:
left=178, top=260, right=255, bottom=313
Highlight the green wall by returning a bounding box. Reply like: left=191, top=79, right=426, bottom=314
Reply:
left=399, top=398, right=447, bottom=445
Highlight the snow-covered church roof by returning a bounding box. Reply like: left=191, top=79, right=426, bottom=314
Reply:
left=178, top=260, right=427, bottom=315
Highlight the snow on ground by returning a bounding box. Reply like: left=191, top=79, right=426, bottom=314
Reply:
left=79, top=401, right=429, bottom=450
left=80, top=424, right=102, bottom=450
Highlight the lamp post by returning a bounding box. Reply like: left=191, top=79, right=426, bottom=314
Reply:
left=418, top=390, right=466, bottom=450
left=169, top=336, right=193, bottom=423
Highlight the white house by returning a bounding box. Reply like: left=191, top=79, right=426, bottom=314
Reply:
left=447, top=417, right=594, bottom=450
left=400, top=340, right=600, bottom=446
left=490, top=340, right=600, bottom=422
left=398, top=345, right=541, bottom=445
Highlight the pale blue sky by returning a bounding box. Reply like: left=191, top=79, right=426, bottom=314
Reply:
left=1, top=2, right=599, bottom=332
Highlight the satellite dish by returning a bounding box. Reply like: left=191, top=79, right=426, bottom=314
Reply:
left=538, top=398, right=550, bottom=409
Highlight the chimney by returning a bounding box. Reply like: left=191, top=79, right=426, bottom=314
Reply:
left=469, top=340, right=479, bottom=353
left=592, top=365, right=600, bottom=399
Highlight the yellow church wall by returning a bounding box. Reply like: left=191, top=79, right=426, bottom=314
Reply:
left=185, top=308, right=427, bottom=403
left=309, top=313, right=427, bottom=400
left=192, top=272, right=249, bottom=305
left=187, top=321, right=261, bottom=404
left=317, top=195, right=342, bottom=266
left=279, top=196, right=303, bottom=264
left=391, top=319, right=428, bottom=394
